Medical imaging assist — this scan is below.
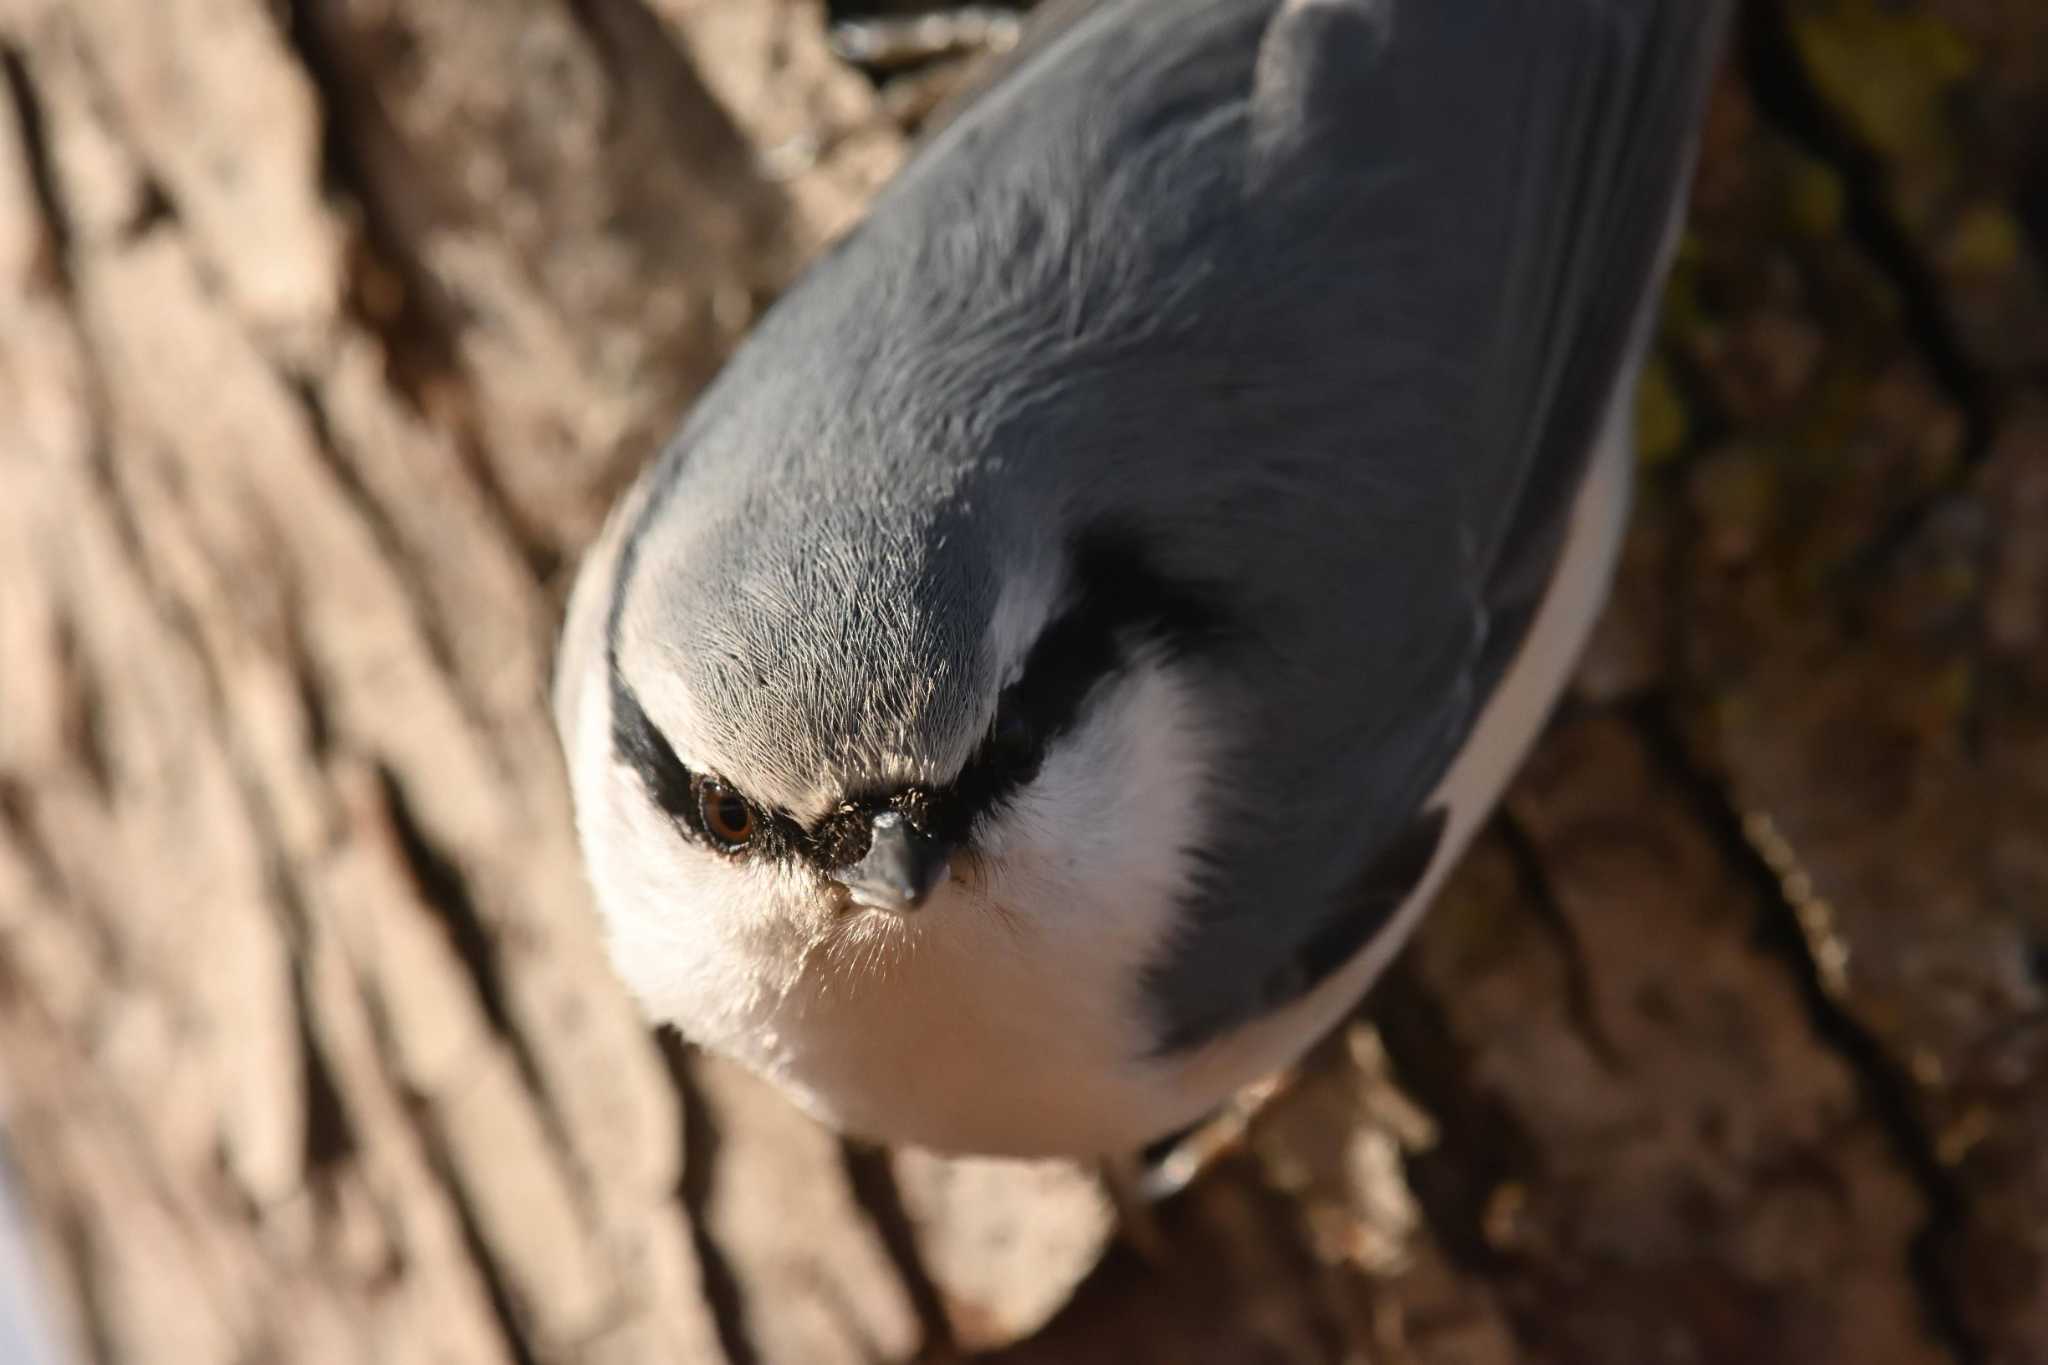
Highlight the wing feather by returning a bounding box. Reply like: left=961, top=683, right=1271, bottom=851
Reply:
left=1144, top=0, right=1731, bottom=1046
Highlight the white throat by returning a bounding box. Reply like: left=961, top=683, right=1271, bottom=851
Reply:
left=574, top=641, right=1221, bottom=1156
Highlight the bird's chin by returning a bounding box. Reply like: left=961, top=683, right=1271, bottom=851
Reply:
left=594, top=645, right=1227, bottom=1156
left=669, top=878, right=1166, bottom=1158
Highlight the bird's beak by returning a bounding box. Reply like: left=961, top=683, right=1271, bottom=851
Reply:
left=842, top=810, right=952, bottom=913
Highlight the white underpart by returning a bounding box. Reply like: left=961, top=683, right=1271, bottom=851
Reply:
left=778, top=652, right=1213, bottom=1151
left=572, top=633, right=1214, bottom=1154
left=1138, top=365, right=1640, bottom=1145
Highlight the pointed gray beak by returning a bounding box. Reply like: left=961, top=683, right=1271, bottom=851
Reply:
left=843, top=810, right=951, bottom=913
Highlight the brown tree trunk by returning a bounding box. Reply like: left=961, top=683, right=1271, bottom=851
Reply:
left=1, top=1, right=2044, bottom=1362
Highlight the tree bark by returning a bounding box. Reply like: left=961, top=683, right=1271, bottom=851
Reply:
left=0, top=1, right=2043, bottom=1362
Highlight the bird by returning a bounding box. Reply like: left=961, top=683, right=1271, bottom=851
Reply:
left=554, top=0, right=1730, bottom=1164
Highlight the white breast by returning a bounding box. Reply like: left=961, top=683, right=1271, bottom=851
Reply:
left=705, top=653, right=1218, bottom=1156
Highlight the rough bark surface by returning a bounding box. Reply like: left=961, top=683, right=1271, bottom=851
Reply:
left=0, top=1, right=2042, bottom=1362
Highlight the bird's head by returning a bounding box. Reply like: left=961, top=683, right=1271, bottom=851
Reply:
left=561, top=436, right=1237, bottom=1152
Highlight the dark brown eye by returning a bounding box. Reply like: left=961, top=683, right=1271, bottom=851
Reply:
left=696, top=779, right=756, bottom=850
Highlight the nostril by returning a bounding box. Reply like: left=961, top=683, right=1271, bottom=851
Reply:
left=844, top=810, right=952, bottom=912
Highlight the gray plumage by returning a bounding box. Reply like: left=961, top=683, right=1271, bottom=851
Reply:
left=572, top=0, right=1727, bottom=1111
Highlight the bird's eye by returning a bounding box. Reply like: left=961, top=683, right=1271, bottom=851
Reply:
left=696, top=778, right=757, bottom=850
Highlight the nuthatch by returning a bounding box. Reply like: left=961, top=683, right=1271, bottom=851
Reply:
left=556, top=0, right=1727, bottom=1159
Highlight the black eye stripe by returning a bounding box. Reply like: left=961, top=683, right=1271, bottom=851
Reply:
left=604, top=522, right=1234, bottom=861
left=609, top=666, right=697, bottom=819
left=608, top=667, right=806, bottom=859
left=933, top=524, right=1234, bottom=839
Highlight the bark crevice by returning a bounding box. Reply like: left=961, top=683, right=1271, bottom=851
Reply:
left=1630, top=699, right=1982, bottom=1365
left=664, top=1035, right=761, bottom=1365
left=1737, top=0, right=2002, bottom=577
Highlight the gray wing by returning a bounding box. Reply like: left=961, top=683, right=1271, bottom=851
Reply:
left=588, top=0, right=1729, bottom=1047
left=1137, top=0, right=1731, bottom=1048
